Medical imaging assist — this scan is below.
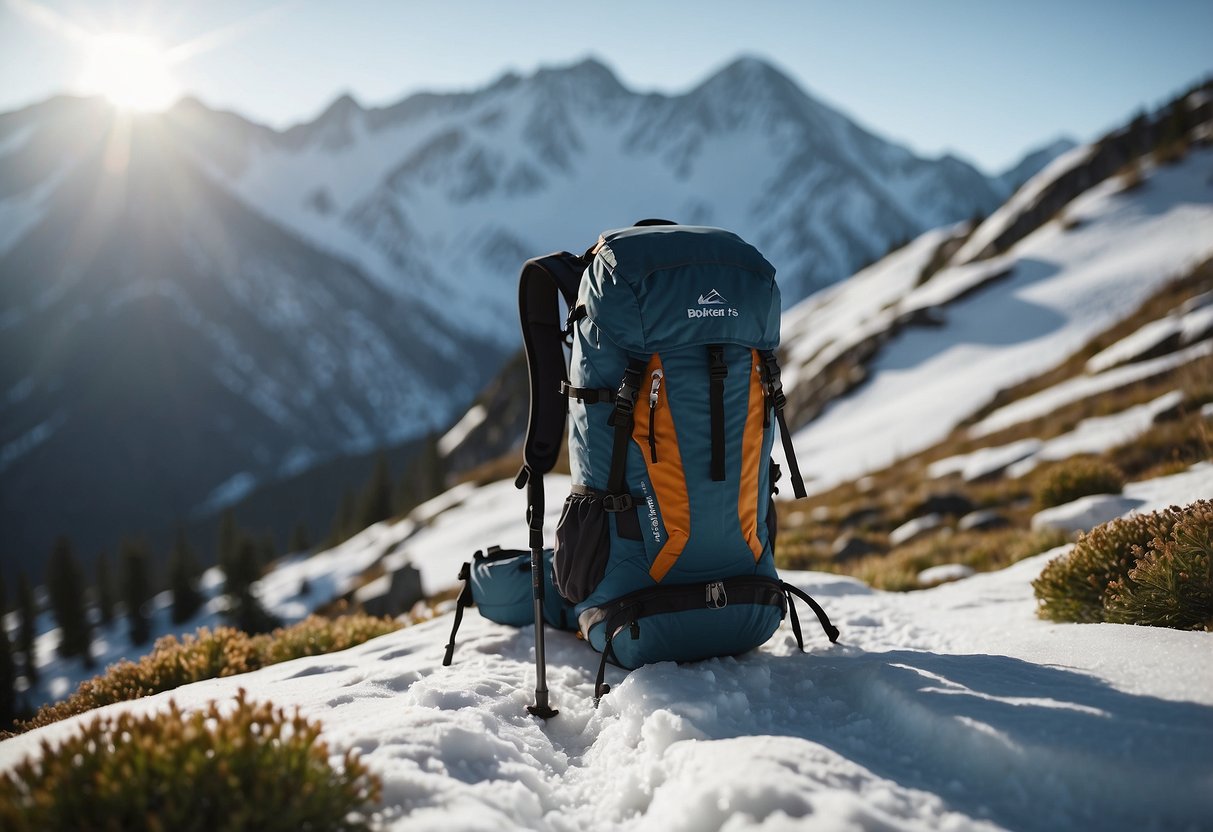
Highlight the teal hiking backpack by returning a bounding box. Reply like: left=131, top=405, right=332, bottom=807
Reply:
left=511, top=221, right=839, bottom=715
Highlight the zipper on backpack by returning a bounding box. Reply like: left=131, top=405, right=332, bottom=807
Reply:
left=648, top=369, right=664, bottom=463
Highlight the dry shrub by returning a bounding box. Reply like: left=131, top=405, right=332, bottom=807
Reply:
left=19, top=613, right=400, bottom=733
left=1032, top=502, right=1196, bottom=623
left=0, top=690, right=380, bottom=831
left=1105, top=501, right=1213, bottom=629
left=1035, top=457, right=1126, bottom=508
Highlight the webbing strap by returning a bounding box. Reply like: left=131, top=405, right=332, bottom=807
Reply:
left=782, top=581, right=840, bottom=644
left=442, top=562, right=474, bottom=666
left=758, top=350, right=807, bottom=499
left=707, top=345, right=727, bottom=482
left=560, top=381, right=614, bottom=404
left=605, top=359, right=647, bottom=507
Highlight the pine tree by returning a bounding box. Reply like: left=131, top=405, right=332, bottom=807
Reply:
left=288, top=521, right=311, bottom=555
left=328, top=489, right=356, bottom=546
left=169, top=528, right=205, bottom=625
left=0, top=577, right=14, bottom=727
left=225, top=538, right=279, bottom=635
left=95, top=551, right=115, bottom=626
left=16, top=572, right=37, bottom=685
left=356, top=454, right=394, bottom=531
left=121, top=540, right=153, bottom=647
left=218, top=510, right=241, bottom=577
left=46, top=536, right=92, bottom=665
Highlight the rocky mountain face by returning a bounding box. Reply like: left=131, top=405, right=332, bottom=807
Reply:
left=1, top=56, right=1037, bottom=573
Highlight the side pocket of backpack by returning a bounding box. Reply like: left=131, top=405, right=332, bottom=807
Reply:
left=553, top=493, right=611, bottom=604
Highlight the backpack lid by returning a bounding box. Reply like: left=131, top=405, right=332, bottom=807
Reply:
left=582, top=225, right=780, bottom=353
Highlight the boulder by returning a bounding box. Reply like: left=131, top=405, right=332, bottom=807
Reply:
left=958, top=509, right=1010, bottom=532
left=831, top=534, right=883, bottom=561
left=908, top=492, right=974, bottom=518
left=889, top=513, right=946, bottom=547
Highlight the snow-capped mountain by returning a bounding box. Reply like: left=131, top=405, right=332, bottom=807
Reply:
left=0, top=56, right=1045, bottom=571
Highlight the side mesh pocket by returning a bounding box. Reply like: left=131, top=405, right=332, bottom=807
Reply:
left=554, top=493, right=611, bottom=604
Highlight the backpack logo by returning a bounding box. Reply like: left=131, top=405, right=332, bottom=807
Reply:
left=688, top=288, right=739, bottom=319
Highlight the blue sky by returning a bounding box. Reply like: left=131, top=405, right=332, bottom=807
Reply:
left=1, top=0, right=1210, bottom=172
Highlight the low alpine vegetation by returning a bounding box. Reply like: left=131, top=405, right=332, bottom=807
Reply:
left=1033, top=500, right=1211, bottom=628
left=1034, top=457, right=1126, bottom=508
left=18, top=613, right=400, bottom=732
left=0, top=690, right=381, bottom=832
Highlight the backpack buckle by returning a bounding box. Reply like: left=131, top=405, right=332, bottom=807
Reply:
left=601, top=493, right=634, bottom=513
left=708, top=346, right=729, bottom=381
left=706, top=581, right=728, bottom=609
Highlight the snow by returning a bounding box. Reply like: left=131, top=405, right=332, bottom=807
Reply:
left=928, top=438, right=1043, bottom=482
left=917, top=563, right=973, bottom=587
left=888, top=513, right=945, bottom=547
left=972, top=341, right=1212, bottom=438
left=1085, top=302, right=1213, bottom=373
left=438, top=404, right=488, bottom=456
left=1004, top=391, right=1184, bottom=477
left=3, top=466, right=1212, bottom=832
left=951, top=143, right=1095, bottom=265
left=1032, top=462, right=1213, bottom=533
left=789, top=148, right=1213, bottom=493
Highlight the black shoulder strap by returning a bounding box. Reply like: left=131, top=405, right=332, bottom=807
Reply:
left=516, top=252, right=587, bottom=487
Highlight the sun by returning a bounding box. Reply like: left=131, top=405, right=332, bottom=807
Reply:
left=81, top=33, right=179, bottom=112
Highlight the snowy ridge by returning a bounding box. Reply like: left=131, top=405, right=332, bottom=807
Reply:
left=785, top=147, right=1213, bottom=493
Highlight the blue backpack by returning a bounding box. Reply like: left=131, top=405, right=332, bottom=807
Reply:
left=453, top=222, right=838, bottom=716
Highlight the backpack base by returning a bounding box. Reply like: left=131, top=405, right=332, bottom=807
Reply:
left=581, top=575, right=787, bottom=670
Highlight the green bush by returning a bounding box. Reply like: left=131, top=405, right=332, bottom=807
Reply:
left=1035, top=458, right=1126, bottom=508
left=19, top=613, right=400, bottom=732
left=1032, top=502, right=1193, bottom=623
left=1105, top=501, right=1213, bottom=629
left=0, top=690, right=380, bottom=831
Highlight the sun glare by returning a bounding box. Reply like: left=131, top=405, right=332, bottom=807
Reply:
left=81, top=33, right=178, bottom=112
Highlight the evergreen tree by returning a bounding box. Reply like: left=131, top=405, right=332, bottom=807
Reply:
left=121, top=540, right=153, bottom=647
left=225, top=538, right=279, bottom=635
left=288, top=521, right=311, bottom=555
left=356, top=453, right=394, bottom=531
left=46, top=536, right=92, bottom=664
left=95, top=551, right=115, bottom=626
left=218, top=510, right=241, bottom=576
left=328, top=489, right=356, bottom=546
left=16, top=572, right=37, bottom=685
left=0, top=577, right=14, bottom=727
left=169, top=528, right=205, bottom=625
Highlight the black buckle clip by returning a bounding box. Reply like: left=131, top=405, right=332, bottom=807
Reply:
left=759, top=355, right=787, bottom=410
left=601, top=493, right=634, bottom=513
left=709, top=348, right=729, bottom=381
left=612, top=368, right=642, bottom=418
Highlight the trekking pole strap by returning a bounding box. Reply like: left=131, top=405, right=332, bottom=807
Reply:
left=442, top=562, right=474, bottom=666
left=758, top=350, right=807, bottom=499
left=781, top=582, right=840, bottom=645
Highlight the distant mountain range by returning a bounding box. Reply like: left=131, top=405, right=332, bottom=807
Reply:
left=0, top=56, right=1071, bottom=576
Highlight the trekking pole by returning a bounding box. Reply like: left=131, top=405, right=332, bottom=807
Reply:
left=523, top=471, right=558, bottom=718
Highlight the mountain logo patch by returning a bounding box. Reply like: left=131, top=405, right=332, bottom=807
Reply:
left=698, top=289, right=727, bottom=305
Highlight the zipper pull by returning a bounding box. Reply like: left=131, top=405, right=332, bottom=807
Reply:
left=648, top=369, right=664, bottom=463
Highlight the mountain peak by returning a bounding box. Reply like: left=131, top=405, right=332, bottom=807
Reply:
left=321, top=92, right=364, bottom=120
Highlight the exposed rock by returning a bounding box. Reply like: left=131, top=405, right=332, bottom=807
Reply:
left=917, top=563, right=975, bottom=587
left=889, top=513, right=946, bottom=547
left=839, top=505, right=883, bottom=530
left=908, top=493, right=975, bottom=518
left=958, top=509, right=1010, bottom=532
left=831, top=534, right=883, bottom=561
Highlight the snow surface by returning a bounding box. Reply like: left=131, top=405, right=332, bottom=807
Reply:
left=950, top=143, right=1095, bottom=265
left=3, top=466, right=1212, bottom=832
left=931, top=391, right=1184, bottom=482
left=971, top=341, right=1212, bottom=438
left=1085, top=303, right=1213, bottom=373
left=788, top=148, right=1213, bottom=493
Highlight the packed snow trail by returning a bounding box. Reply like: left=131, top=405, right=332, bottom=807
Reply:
left=4, top=553, right=1211, bottom=832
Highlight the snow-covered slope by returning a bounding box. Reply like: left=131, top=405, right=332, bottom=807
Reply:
left=784, top=148, right=1213, bottom=493
left=3, top=466, right=1210, bottom=832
